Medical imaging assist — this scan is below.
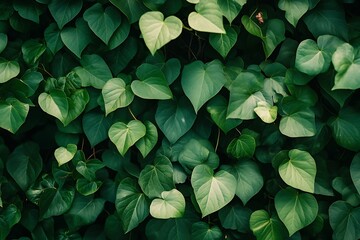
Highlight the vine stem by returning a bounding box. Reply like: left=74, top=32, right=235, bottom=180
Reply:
left=128, top=107, right=138, bottom=120
left=235, top=128, right=242, bottom=135
left=215, top=128, right=221, bottom=152
left=183, top=25, right=193, bottom=31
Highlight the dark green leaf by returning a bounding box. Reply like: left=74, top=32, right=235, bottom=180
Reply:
left=0, top=97, right=29, bottom=133
left=227, top=134, right=256, bottom=159
left=218, top=202, right=251, bottom=233
left=83, top=110, right=114, bottom=147
left=250, top=210, right=288, bottom=240
left=109, top=0, right=147, bottom=23
left=48, top=0, right=83, bottom=29
left=191, top=222, right=223, bottom=240
left=39, top=186, right=75, bottom=219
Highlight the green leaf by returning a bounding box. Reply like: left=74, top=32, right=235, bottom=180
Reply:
left=21, top=39, right=46, bottom=65
left=209, top=25, right=238, bottom=58
left=241, top=15, right=263, bottom=39
left=108, top=16, right=130, bottom=50
left=329, top=201, right=360, bottom=240
left=76, top=159, right=104, bottom=181
left=155, top=97, right=196, bottom=143
left=116, top=177, right=150, bottom=233
left=135, top=121, right=158, bottom=158
left=102, top=78, right=134, bottom=116
left=131, top=63, right=173, bottom=100
left=0, top=98, right=29, bottom=133
left=250, top=210, right=288, bottom=240
left=218, top=0, right=245, bottom=24
left=206, top=95, right=242, bottom=133
left=6, top=142, right=42, bottom=191
left=0, top=58, right=20, bottom=83
left=254, top=101, right=278, bottom=123
left=139, top=156, right=174, bottom=198
left=76, top=178, right=102, bottom=196
left=276, top=149, right=317, bottom=193
left=109, top=0, right=147, bottom=24
left=275, top=188, right=318, bottom=236
left=191, top=164, right=236, bottom=217
left=279, top=105, right=316, bottom=137
left=48, top=0, right=82, bottom=29
left=218, top=202, right=251, bottom=232
left=332, top=43, right=360, bottom=90
left=60, top=18, right=92, bottom=58
left=74, top=54, right=113, bottom=89
left=63, top=89, right=89, bottom=126
left=328, top=107, right=360, bottom=151
left=278, top=0, right=309, bottom=27
left=181, top=60, right=225, bottom=113
left=109, top=120, right=146, bottom=156
left=227, top=134, right=256, bottom=159
left=350, top=153, right=360, bottom=195
left=139, top=11, right=182, bottom=55
left=227, top=71, right=265, bottom=120
left=0, top=204, right=21, bottom=229
left=191, top=222, right=223, bottom=240
left=150, top=189, right=185, bottom=219
left=188, top=0, right=225, bottom=33
left=54, top=144, right=77, bottom=166
left=263, top=19, right=286, bottom=58
left=83, top=110, right=114, bottom=147
left=161, top=58, right=181, bottom=85
left=44, top=23, right=63, bottom=54
left=12, top=0, right=41, bottom=23
left=38, top=90, right=68, bottom=123
left=83, top=4, right=121, bottom=44
left=39, top=186, right=75, bottom=219
left=64, top=195, right=105, bottom=230
left=0, top=33, right=7, bottom=54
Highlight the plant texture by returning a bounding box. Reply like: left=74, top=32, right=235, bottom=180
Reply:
left=1, top=0, right=360, bottom=239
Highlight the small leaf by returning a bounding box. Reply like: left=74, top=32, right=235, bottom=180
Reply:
left=191, top=164, right=236, bottom=217
left=139, top=11, right=182, bottom=55
left=0, top=58, right=20, bottom=83
left=209, top=25, right=238, bottom=58
left=150, top=189, right=185, bottom=219
left=227, top=134, right=256, bottom=159
left=135, top=121, right=158, bottom=158
left=54, top=144, right=77, bottom=166
left=48, top=0, right=82, bottom=29
left=254, top=101, right=278, bottom=123
left=275, top=188, right=318, bottom=236
left=191, top=222, right=223, bottom=240
left=350, top=153, right=360, bottom=195
left=0, top=98, right=29, bottom=133
left=250, top=210, right=288, bottom=240
left=109, top=120, right=146, bottom=156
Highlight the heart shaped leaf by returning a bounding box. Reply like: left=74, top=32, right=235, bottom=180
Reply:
left=191, top=222, right=223, bottom=240
left=218, top=202, right=252, bottom=233
left=191, top=164, right=236, bottom=217
left=0, top=58, right=20, bottom=83
left=150, top=189, right=185, bottom=219
left=110, top=0, right=147, bottom=23
left=0, top=98, right=29, bottom=133
left=108, top=120, right=146, bottom=156
left=218, top=0, right=245, bottom=24
left=139, top=11, right=182, bottom=55
left=54, top=144, right=77, bottom=166
left=226, top=134, right=256, bottom=159
left=254, top=101, right=278, bottom=123
left=38, top=90, right=68, bottom=124
left=135, top=121, right=158, bottom=158
left=49, top=0, right=82, bottom=29
left=278, top=0, right=309, bottom=27
left=250, top=210, right=288, bottom=240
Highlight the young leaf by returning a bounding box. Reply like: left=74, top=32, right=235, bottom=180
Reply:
left=278, top=0, right=309, bottom=27
left=188, top=0, right=225, bottom=33
left=150, top=189, right=185, bottom=219
left=0, top=98, right=29, bottom=133
left=191, top=164, right=236, bottom=217
left=115, top=177, right=150, bottom=233
left=275, top=188, right=318, bottom=236
left=181, top=60, right=226, bottom=113
left=191, top=222, right=223, bottom=240
left=254, top=101, right=278, bottom=123
left=139, top=11, right=182, bottom=55
left=135, top=121, right=158, bottom=158
left=250, top=210, right=288, bottom=240
left=108, top=120, right=146, bottom=156
left=54, top=144, right=77, bottom=166
left=227, top=134, right=256, bottom=159
left=209, top=25, right=238, bottom=58
left=0, top=58, right=20, bottom=83
left=48, top=0, right=82, bottom=29
left=350, top=153, right=360, bottom=195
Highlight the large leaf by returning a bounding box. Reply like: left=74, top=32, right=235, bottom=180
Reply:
left=38, top=90, right=68, bottom=124
left=250, top=210, right=288, bottom=240
left=278, top=0, right=309, bottom=27
left=150, top=189, right=185, bottom=219
left=191, top=164, right=236, bottom=217
left=329, top=201, right=360, bottom=240
left=108, top=120, right=146, bottom=156
left=102, top=77, right=134, bottom=116
left=218, top=0, right=245, bottom=24
left=155, top=97, right=196, bottom=143
left=218, top=202, right=251, bottom=233
left=48, top=0, right=82, bottom=29
left=39, top=186, right=75, bottom=219
left=226, top=134, right=256, bottom=159
left=135, top=121, right=158, bottom=158
left=332, top=43, right=360, bottom=90
left=350, top=153, right=360, bottom=195
left=276, top=149, right=317, bottom=193
left=109, top=0, right=147, bottom=23
left=0, top=58, right=20, bottom=83
left=209, top=25, right=238, bottom=58
left=138, top=156, right=174, bottom=198
left=191, top=222, right=223, bottom=240
left=139, top=11, right=182, bottom=55
left=328, top=107, right=360, bottom=151
left=0, top=98, right=29, bottom=133
left=6, top=142, right=42, bottom=191
left=275, top=188, right=318, bottom=236
left=83, top=4, right=121, bottom=44
left=181, top=60, right=225, bottom=113
left=188, top=0, right=225, bottom=33
left=115, top=177, right=150, bottom=233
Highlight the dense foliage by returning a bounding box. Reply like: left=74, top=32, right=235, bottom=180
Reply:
left=1, top=0, right=360, bottom=239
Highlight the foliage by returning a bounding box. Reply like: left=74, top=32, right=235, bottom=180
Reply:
left=1, top=0, right=360, bottom=239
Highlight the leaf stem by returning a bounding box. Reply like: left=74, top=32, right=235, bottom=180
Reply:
left=183, top=25, right=193, bottom=31
left=128, top=107, right=138, bottom=120
left=215, top=128, right=221, bottom=152
left=235, top=128, right=241, bottom=135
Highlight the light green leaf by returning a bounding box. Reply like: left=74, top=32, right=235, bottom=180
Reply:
left=350, top=153, right=360, bottom=195
left=279, top=107, right=316, bottom=137
left=188, top=0, right=225, bottom=33
left=48, top=0, right=82, bottom=29
left=116, top=177, right=150, bottom=233
left=275, top=188, right=318, bottom=236
left=328, top=107, right=360, bottom=151
left=218, top=202, right=251, bottom=233
left=102, top=78, right=134, bottom=116
left=0, top=58, right=20, bottom=83
left=241, top=15, right=264, bottom=39
left=278, top=0, right=309, bottom=27
left=38, top=90, right=68, bottom=123
left=181, top=60, right=225, bottom=113
left=295, top=39, right=327, bottom=75
left=227, top=134, right=256, bottom=159
left=83, top=4, right=121, bottom=44
left=250, top=210, right=288, bottom=240
left=139, top=156, right=174, bottom=198
left=108, top=120, right=146, bottom=156
left=254, top=101, right=278, bottom=123
left=209, top=25, right=238, bottom=58
left=0, top=98, right=29, bottom=133
left=54, top=144, right=77, bottom=166
left=191, top=164, right=236, bottom=217
left=150, top=189, right=185, bottom=219
left=218, top=0, right=245, bottom=24
left=191, top=222, right=223, bottom=240
left=277, top=149, right=317, bottom=193
left=135, top=121, right=158, bottom=158
left=109, top=0, right=147, bottom=23
left=139, top=11, right=182, bottom=55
